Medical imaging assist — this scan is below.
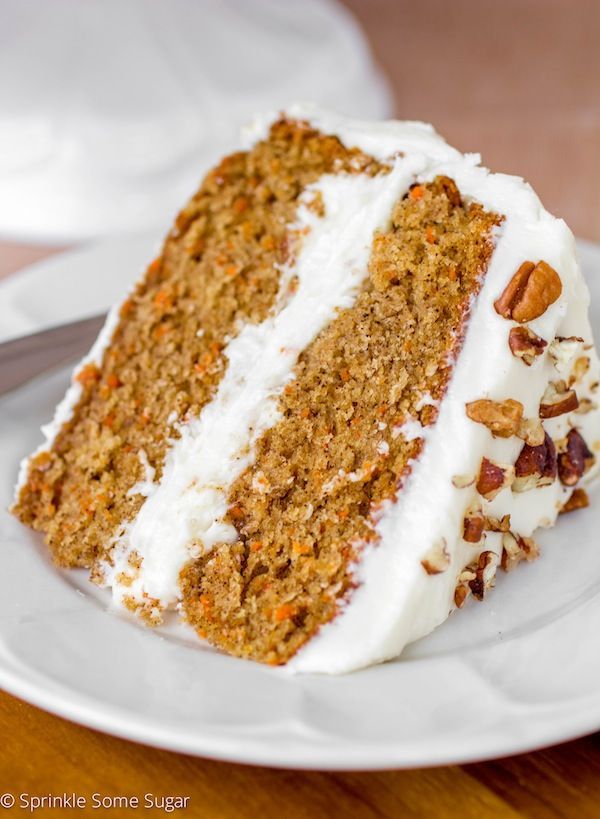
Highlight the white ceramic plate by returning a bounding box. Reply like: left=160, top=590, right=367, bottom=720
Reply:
left=1, top=237, right=600, bottom=769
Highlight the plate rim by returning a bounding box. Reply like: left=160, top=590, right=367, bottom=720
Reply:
left=2, top=651, right=600, bottom=770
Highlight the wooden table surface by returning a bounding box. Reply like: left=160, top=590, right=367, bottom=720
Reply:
left=2, top=1, right=600, bottom=816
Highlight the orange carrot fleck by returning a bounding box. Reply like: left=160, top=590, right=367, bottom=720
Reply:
left=260, top=235, right=276, bottom=251
left=229, top=505, right=245, bottom=521
left=175, top=210, right=190, bottom=231
left=119, top=298, right=134, bottom=318
left=106, top=373, right=121, bottom=389
left=300, top=407, right=311, bottom=419
left=250, top=540, right=263, bottom=552
left=425, top=226, right=437, bottom=244
left=75, top=363, right=101, bottom=387
left=409, top=185, right=424, bottom=200
left=148, top=257, right=162, bottom=275
left=153, top=324, right=170, bottom=340
left=273, top=603, right=296, bottom=622
left=340, top=368, right=351, bottom=383
left=194, top=351, right=214, bottom=374
left=199, top=596, right=213, bottom=622
left=292, top=542, right=312, bottom=556
left=153, top=289, right=172, bottom=309
left=233, top=196, right=249, bottom=215
left=33, top=451, right=52, bottom=471
left=102, top=412, right=116, bottom=429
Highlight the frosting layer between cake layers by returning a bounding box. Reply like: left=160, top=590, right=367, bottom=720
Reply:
left=102, top=153, right=426, bottom=610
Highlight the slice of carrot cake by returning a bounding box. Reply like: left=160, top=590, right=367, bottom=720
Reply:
left=12, top=105, right=600, bottom=673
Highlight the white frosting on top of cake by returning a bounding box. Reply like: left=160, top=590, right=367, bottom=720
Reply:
left=244, top=102, right=465, bottom=166
left=102, top=153, right=426, bottom=608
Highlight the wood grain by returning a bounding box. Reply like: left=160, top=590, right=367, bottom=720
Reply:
left=3, top=689, right=600, bottom=817
left=2, top=1, right=600, bottom=814
left=0, top=691, right=521, bottom=818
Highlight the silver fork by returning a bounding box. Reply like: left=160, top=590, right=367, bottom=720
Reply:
left=0, top=314, right=106, bottom=396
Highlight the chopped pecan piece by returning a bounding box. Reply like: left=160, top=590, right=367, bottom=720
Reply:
left=437, top=175, right=462, bottom=207
left=501, top=533, right=540, bottom=572
left=454, top=584, right=470, bottom=609
left=518, top=417, right=545, bottom=446
left=463, top=506, right=485, bottom=543
left=549, top=336, right=584, bottom=373
left=569, top=356, right=591, bottom=387
left=494, top=260, right=562, bottom=323
left=421, top=539, right=451, bottom=575
left=539, top=381, right=579, bottom=418
left=508, top=326, right=547, bottom=365
left=494, top=261, right=534, bottom=318
left=468, top=551, right=498, bottom=600
left=513, top=432, right=557, bottom=492
left=466, top=398, right=523, bottom=438
left=484, top=514, right=511, bottom=533
left=560, top=488, right=590, bottom=514
left=476, top=458, right=515, bottom=500
left=557, top=429, right=595, bottom=486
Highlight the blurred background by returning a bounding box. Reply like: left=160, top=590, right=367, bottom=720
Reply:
left=345, top=0, right=600, bottom=242
left=0, top=0, right=391, bottom=243
left=0, top=0, right=599, bottom=270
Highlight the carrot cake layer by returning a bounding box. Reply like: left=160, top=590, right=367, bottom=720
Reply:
left=13, top=106, right=600, bottom=673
